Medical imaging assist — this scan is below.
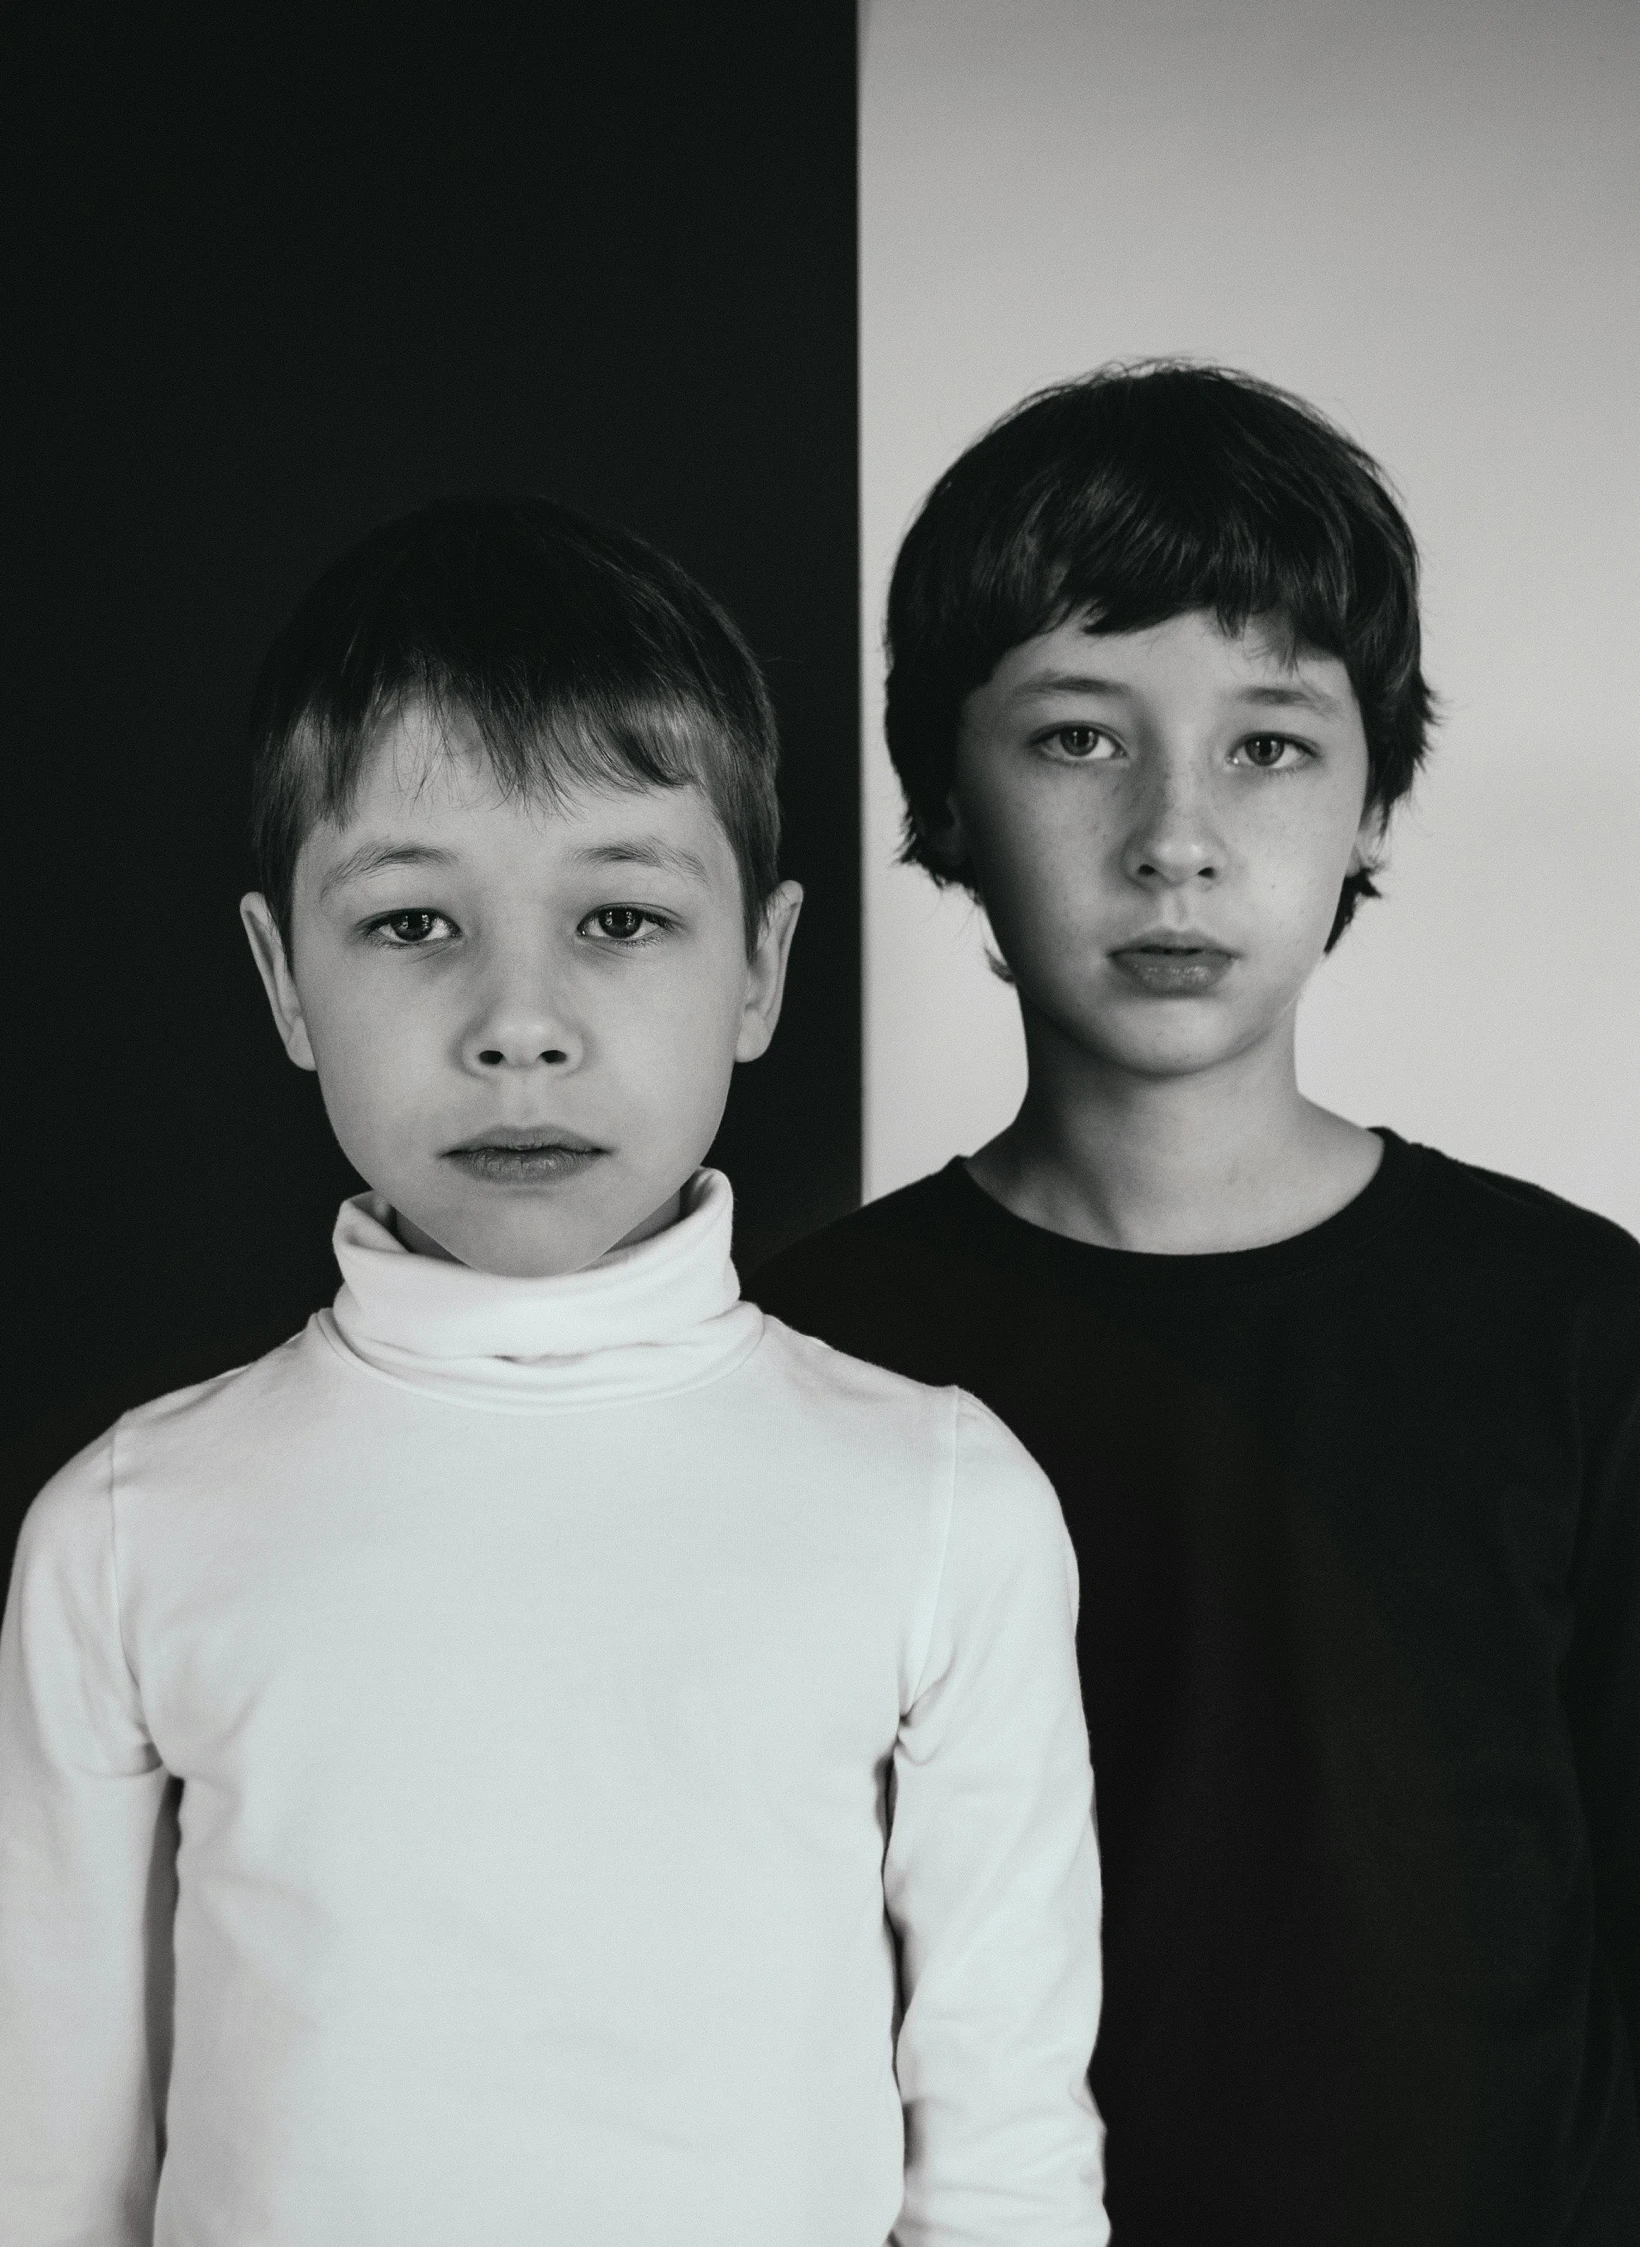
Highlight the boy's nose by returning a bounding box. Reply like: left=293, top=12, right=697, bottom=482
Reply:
left=1122, top=776, right=1224, bottom=887
left=460, top=980, right=584, bottom=1073
left=471, top=1035, right=576, bottom=1069
left=1128, top=837, right=1222, bottom=887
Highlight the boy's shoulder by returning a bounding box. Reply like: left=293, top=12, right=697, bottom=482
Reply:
left=749, top=1313, right=1068, bottom=1560
left=25, top=1327, right=322, bottom=1519
left=748, top=1139, right=1640, bottom=1364
left=7, top=1329, right=319, bottom=1591
left=747, top=1165, right=986, bottom=1384
left=751, top=1295, right=992, bottom=1448
left=1396, top=1143, right=1640, bottom=1425
left=1405, top=1139, right=1640, bottom=1299
left=753, top=1164, right=972, bottom=1293
left=113, top=1325, right=320, bottom=1448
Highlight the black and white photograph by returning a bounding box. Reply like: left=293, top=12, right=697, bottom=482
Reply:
left=2, top=4, right=1636, bottom=2241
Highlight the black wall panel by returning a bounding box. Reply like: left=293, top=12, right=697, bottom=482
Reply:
left=2, top=7, right=860, bottom=1551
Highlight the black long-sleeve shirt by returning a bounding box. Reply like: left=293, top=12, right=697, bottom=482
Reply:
left=749, top=1130, right=1640, bottom=2246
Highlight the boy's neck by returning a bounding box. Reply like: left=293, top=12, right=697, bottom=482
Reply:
left=968, top=1020, right=1383, bottom=1257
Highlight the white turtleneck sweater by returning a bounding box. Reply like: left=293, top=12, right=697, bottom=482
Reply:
left=0, top=1173, right=1105, bottom=2246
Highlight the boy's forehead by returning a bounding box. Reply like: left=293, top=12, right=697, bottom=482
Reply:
left=990, top=609, right=1354, bottom=705
left=348, top=706, right=519, bottom=817
left=300, top=709, right=729, bottom=884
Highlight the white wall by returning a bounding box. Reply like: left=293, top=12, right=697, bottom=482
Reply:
left=861, top=0, right=1640, bottom=1232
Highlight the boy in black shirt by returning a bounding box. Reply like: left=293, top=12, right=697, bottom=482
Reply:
left=750, top=365, right=1640, bottom=2246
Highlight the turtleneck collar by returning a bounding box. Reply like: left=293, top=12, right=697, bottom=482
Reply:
left=318, top=1168, right=764, bottom=1411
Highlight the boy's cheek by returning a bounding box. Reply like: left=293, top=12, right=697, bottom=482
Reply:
left=972, top=801, right=1105, bottom=911
left=981, top=864, right=1098, bottom=975
left=305, top=1013, right=445, bottom=1159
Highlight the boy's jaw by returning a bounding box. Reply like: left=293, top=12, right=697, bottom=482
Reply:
left=391, top=1156, right=686, bottom=1271
left=390, top=1098, right=703, bottom=1276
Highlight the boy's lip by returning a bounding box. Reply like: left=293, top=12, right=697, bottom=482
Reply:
left=1110, top=927, right=1236, bottom=956
left=446, top=1124, right=606, bottom=1153
left=441, top=1125, right=610, bottom=1183
left=1109, top=931, right=1236, bottom=995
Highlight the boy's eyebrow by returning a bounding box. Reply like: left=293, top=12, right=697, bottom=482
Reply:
left=1231, top=681, right=1347, bottom=715
left=1013, top=671, right=1137, bottom=701
left=318, top=841, right=458, bottom=898
left=571, top=838, right=713, bottom=882
left=1014, top=672, right=1346, bottom=716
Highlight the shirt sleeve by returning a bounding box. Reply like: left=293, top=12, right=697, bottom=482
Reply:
left=1564, top=1274, right=1640, bottom=2120
left=885, top=1391, right=1108, bottom=2246
left=0, top=1431, right=177, bottom=2244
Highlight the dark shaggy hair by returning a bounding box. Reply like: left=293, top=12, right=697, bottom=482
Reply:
left=885, top=361, right=1435, bottom=948
left=250, top=496, right=782, bottom=952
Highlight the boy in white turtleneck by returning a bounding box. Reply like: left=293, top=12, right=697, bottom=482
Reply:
left=0, top=499, right=1107, bottom=2246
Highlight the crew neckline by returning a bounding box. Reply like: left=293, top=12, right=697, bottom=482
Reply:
left=317, top=1167, right=764, bottom=1411
left=945, top=1127, right=1425, bottom=1291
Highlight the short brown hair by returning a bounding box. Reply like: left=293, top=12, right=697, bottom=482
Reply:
left=885, top=362, right=1435, bottom=948
left=250, top=496, right=782, bottom=951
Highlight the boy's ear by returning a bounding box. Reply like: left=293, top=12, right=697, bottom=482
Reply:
left=918, top=794, right=974, bottom=881
left=735, top=880, right=804, bottom=1064
left=1347, top=800, right=1390, bottom=877
left=240, top=893, right=318, bottom=1072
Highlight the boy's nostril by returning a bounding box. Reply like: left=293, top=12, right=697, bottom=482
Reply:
left=474, top=1046, right=569, bottom=1065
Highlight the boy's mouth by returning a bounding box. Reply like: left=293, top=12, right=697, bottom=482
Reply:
left=442, top=1126, right=609, bottom=1184
left=1109, top=933, right=1236, bottom=995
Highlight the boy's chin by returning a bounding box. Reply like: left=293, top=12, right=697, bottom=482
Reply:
left=392, top=1184, right=687, bottom=1279
left=1049, top=1002, right=1290, bottom=1086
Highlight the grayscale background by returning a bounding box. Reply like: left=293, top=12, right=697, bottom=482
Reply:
left=6, top=0, right=1636, bottom=1570
left=861, top=0, right=1640, bottom=1231
left=2, top=6, right=859, bottom=1560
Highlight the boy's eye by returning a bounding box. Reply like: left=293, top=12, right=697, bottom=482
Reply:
left=1233, top=734, right=1311, bottom=772
left=369, top=909, right=456, bottom=946
left=1042, top=725, right=1120, bottom=761
left=582, top=906, right=665, bottom=944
